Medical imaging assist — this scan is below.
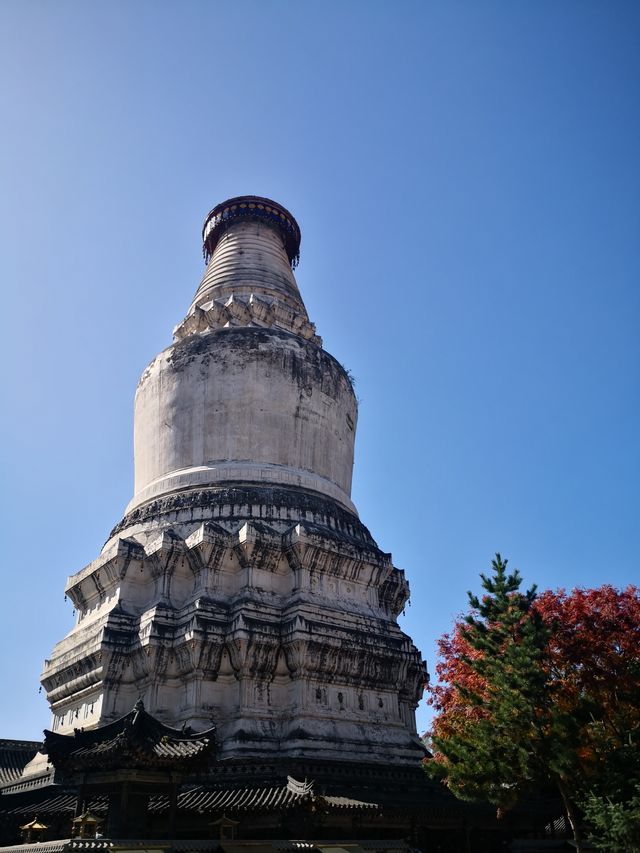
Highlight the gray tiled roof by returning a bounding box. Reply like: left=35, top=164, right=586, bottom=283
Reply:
left=150, top=777, right=378, bottom=815
left=0, top=741, right=42, bottom=787
left=43, top=703, right=215, bottom=773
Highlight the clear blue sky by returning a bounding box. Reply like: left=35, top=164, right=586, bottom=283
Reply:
left=1, top=0, right=638, bottom=740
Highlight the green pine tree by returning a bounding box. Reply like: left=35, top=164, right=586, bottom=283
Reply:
left=583, top=783, right=640, bottom=853
left=428, top=556, right=640, bottom=853
left=430, top=554, right=551, bottom=814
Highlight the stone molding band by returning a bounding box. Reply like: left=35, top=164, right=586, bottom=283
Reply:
left=127, top=461, right=357, bottom=516
left=202, top=196, right=301, bottom=267
left=109, top=483, right=376, bottom=547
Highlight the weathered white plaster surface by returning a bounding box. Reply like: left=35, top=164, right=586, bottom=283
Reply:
left=131, top=327, right=357, bottom=513
left=41, top=199, right=427, bottom=767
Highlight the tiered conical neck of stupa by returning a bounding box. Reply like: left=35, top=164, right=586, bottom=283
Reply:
left=173, top=196, right=321, bottom=345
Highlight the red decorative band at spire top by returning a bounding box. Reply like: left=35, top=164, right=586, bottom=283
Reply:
left=202, top=195, right=301, bottom=267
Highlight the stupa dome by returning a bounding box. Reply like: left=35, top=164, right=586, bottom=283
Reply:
left=128, top=195, right=357, bottom=517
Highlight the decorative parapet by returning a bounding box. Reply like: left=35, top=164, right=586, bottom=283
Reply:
left=202, top=196, right=301, bottom=268
left=173, top=293, right=321, bottom=346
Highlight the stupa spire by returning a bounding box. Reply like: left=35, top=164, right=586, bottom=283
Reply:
left=174, top=196, right=320, bottom=345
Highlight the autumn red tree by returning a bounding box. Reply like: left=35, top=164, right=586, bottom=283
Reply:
left=535, top=585, right=640, bottom=788
left=536, top=585, right=640, bottom=851
left=426, top=559, right=640, bottom=852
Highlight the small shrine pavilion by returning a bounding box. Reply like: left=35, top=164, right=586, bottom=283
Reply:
left=42, top=701, right=215, bottom=838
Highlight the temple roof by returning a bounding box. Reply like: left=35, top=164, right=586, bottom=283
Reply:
left=2, top=778, right=378, bottom=818
left=4, top=791, right=91, bottom=816
left=19, top=817, right=48, bottom=830
left=42, top=702, right=215, bottom=775
left=150, top=777, right=378, bottom=815
left=0, top=740, right=42, bottom=788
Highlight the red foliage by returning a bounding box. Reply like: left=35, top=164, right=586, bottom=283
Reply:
left=535, top=585, right=640, bottom=689
left=428, top=619, right=490, bottom=755
left=534, top=585, right=640, bottom=758
left=428, top=585, right=640, bottom=773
